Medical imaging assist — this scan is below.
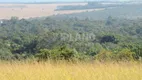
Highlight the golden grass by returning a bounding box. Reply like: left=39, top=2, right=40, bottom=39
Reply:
left=0, top=61, right=141, bottom=80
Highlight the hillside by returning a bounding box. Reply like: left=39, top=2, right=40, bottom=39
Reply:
left=54, top=3, right=142, bottom=20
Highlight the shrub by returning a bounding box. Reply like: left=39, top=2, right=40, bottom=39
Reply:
left=116, top=48, right=135, bottom=61
left=36, top=49, right=51, bottom=61
left=36, top=46, right=78, bottom=61
left=0, top=48, right=13, bottom=60
left=95, top=49, right=114, bottom=61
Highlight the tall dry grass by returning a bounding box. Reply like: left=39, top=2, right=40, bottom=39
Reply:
left=0, top=61, right=141, bottom=80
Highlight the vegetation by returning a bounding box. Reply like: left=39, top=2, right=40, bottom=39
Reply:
left=56, top=2, right=120, bottom=11
left=0, top=16, right=142, bottom=62
left=0, top=62, right=142, bottom=80
left=54, top=4, right=142, bottom=20
left=1, top=2, right=142, bottom=80
left=36, top=46, right=77, bottom=61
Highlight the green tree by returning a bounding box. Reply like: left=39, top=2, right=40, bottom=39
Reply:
left=36, top=46, right=78, bottom=61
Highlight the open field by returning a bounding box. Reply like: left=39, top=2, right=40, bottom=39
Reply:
left=0, top=61, right=142, bottom=80
left=0, top=3, right=104, bottom=19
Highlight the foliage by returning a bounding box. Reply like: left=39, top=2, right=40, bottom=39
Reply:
left=0, top=48, right=13, bottom=60
left=95, top=49, right=114, bottom=61
left=0, top=16, right=142, bottom=61
left=116, top=48, right=135, bottom=61
left=36, top=46, right=78, bottom=61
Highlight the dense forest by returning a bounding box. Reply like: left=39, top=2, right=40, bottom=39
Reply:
left=0, top=16, right=142, bottom=61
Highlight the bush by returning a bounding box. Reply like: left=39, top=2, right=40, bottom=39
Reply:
left=0, top=48, right=13, bottom=60
left=36, top=49, right=51, bottom=61
left=36, top=46, right=78, bottom=61
left=95, top=48, right=136, bottom=61
left=95, top=49, right=114, bottom=61
left=116, top=48, right=135, bottom=61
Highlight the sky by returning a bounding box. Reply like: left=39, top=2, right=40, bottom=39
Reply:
left=0, top=0, right=132, bottom=2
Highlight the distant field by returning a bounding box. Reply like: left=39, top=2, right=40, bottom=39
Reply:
left=0, top=3, right=104, bottom=19
left=0, top=61, right=141, bottom=80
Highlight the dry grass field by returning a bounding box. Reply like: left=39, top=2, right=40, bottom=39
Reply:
left=0, top=3, right=103, bottom=19
left=0, top=61, right=141, bottom=80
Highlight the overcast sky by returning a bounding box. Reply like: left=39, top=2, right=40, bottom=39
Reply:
left=0, top=0, right=132, bottom=2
